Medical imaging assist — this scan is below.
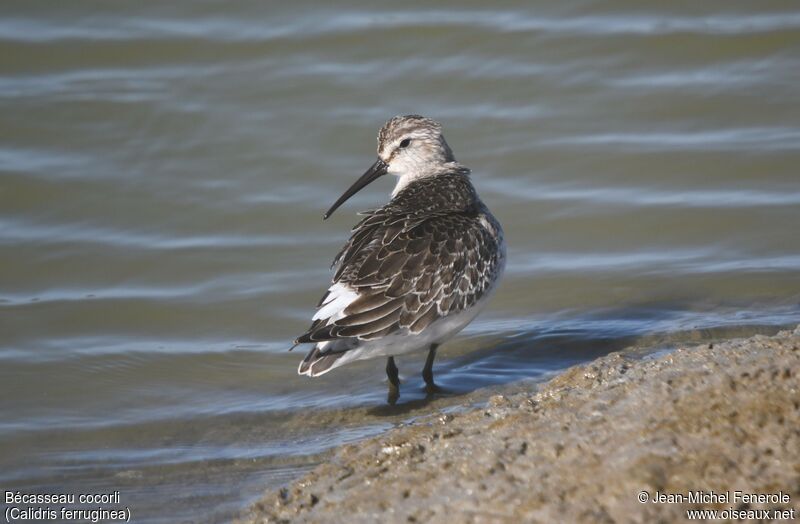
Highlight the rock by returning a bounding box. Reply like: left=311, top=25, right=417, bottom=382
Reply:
left=240, top=326, right=800, bottom=523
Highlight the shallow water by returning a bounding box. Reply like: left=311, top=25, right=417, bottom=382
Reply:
left=1, top=1, right=799, bottom=522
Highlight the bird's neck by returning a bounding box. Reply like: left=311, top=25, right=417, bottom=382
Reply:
left=391, top=161, right=465, bottom=197
left=387, top=167, right=477, bottom=214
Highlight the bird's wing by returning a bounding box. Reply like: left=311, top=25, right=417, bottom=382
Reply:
left=294, top=209, right=502, bottom=345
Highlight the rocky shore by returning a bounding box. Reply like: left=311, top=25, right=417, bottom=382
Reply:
left=242, top=326, right=800, bottom=523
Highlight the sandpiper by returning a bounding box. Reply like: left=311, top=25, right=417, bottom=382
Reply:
left=294, top=115, right=505, bottom=404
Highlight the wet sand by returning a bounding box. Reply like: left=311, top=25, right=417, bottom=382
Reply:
left=241, top=325, right=800, bottom=523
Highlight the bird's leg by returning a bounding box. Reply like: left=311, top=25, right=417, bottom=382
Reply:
left=423, top=344, right=444, bottom=395
left=386, top=356, right=400, bottom=405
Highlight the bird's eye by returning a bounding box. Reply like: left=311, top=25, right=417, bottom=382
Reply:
left=398, top=138, right=411, bottom=149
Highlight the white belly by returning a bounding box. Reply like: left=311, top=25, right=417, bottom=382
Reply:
left=346, top=297, right=488, bottom=360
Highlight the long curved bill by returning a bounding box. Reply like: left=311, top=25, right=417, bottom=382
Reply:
left=323, top=158, right=388, bottom=219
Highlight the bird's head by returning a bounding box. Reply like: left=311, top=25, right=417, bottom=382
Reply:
left=324, top=115, right=455, bottom=219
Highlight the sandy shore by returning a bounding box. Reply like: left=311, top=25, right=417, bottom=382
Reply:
left=242, top=326, right=800, bottom=523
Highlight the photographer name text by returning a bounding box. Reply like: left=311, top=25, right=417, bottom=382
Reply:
left=650, top=490, right=790, bottom=505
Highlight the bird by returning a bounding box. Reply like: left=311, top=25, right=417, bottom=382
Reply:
left=293, top=115, right=505, bottom=404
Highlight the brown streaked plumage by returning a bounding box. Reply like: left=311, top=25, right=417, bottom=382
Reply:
left=294, top=115, right=505, bottom=404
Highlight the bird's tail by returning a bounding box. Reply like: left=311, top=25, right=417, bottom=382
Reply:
left=297, top=339, right=355, bottom=377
